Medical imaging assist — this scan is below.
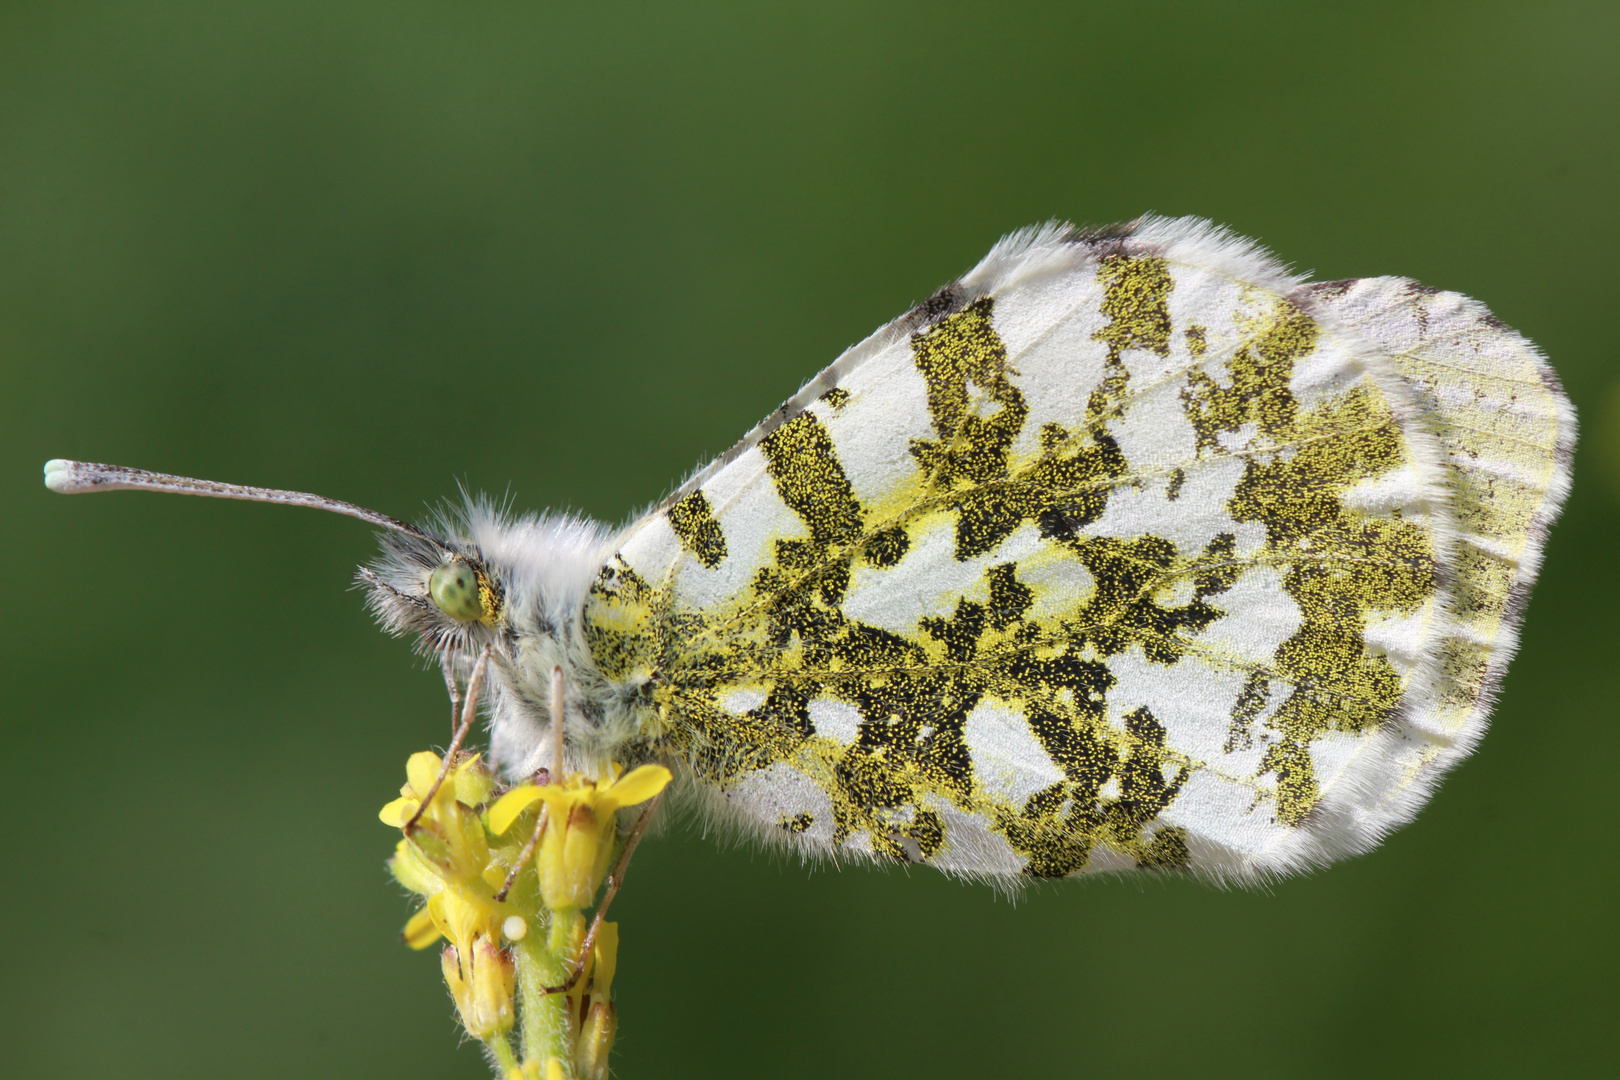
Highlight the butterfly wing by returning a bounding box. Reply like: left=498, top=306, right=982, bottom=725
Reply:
left=585, top=216, right=1573, bottom=884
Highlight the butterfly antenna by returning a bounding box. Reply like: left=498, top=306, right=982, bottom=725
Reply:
left=43, top=459, right=437, bottom=542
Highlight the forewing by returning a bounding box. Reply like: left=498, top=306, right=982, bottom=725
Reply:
left=587, top=216, right=1571, bottom=884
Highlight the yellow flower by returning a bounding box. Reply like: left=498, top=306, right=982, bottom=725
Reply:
left=383, top=748, right=658, bottom=1074
left=381, top=751, right=511, bottom=952
left=487, top=764, right=671, bottom=910
left=379, top=750, right=495, bottom=828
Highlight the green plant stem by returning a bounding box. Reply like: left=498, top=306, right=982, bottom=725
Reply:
left=488, top=1032, right=521, bottom=1077
left=515, top=910, right=580, bottom=1078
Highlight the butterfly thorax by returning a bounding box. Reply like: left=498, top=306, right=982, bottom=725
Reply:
left=366, top=505, right=660, bottom=781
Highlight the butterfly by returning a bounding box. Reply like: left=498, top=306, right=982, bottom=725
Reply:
left=46, top=214, right=1574, bottom=885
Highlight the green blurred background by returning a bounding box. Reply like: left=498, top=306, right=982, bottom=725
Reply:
left=4, top=3, right=1616, bottom=1077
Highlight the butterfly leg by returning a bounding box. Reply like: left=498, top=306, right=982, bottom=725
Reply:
left=439, top=650, right=462, bottom=738
left=404, top=642, right=492, bottom=833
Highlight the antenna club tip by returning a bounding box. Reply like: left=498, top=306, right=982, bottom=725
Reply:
left=43, top=459, right=83, bottom=493
left=38, top=459, right=427, bottom=539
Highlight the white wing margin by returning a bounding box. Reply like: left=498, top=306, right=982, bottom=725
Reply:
left=1301, top=276, right=1575, bottom=821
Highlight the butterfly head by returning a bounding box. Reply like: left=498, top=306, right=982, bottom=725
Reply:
left=360, top=497, right=625, bottom=778
left=360, top=509, right=508, bottom=659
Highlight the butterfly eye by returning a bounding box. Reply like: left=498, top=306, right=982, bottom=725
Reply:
left=428, top=560, right=485, bottom=622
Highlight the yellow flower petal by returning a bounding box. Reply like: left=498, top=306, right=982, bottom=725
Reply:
left=591, top=922, right=619, bottom=998
left=406, top=751, right=444, bottom=799
left=426, top=893, right=449, bottom=938
left=435, top=886, right=503, bottom=952
left=599, top=764, right=672, bottom=812
left=487, top=786, right=548, bottom=835
left=378, top=796, right=419, bottom=827
left=403, top=905, right=442, bottom=949
left=388, top=838, right=445, bottom=896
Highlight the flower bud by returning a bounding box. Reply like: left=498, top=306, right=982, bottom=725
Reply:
left=538, top=801, right=615, bottom=910
left=441, top=936, right=515, bottom=1039
left=487, top=765, right=672, bottom=912
left=574, top=1000, right=617, bottom=1080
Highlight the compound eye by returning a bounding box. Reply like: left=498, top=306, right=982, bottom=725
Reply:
left=428, top=560, right=484, bottom=622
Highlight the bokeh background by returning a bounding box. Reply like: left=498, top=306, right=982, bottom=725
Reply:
left=3, top=3, right=1616, bottom=1077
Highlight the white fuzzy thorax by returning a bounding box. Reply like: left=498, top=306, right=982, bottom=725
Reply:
left=364, top=500, right=635, bottom=782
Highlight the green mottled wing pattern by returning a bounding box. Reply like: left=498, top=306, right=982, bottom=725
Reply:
left=583, top=216, right=1572, bottom=883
